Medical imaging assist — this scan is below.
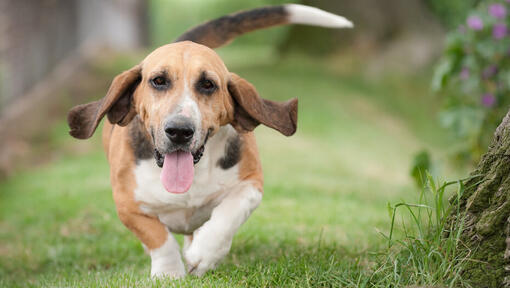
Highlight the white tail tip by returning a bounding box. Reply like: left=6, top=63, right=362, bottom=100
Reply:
left=285, top=4, right=354, bottom=29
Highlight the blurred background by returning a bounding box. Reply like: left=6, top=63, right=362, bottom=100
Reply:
left=0, top=0, right=488, bottom=176
left=1, top=0, right=508, bottom=286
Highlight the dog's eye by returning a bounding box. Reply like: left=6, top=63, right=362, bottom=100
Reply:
left=150, top=76, right=170, bottom=90
left=197, top=79, right=216, bottom=94
left=201, top=80, right=214, bottom=90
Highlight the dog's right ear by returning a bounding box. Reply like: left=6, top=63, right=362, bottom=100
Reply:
left=67, top=65, right=142, bottom=139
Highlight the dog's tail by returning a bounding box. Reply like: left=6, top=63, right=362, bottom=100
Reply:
left=175, top=4, right=353, bottom=49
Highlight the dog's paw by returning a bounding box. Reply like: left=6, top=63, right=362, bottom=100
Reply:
left=184, top=246, right=215, bottom=276
left=184, top=241, right=231, bottom=276
left=150, top=258, right=186, bottom=279
left=151, top=268, right=186, bottom=279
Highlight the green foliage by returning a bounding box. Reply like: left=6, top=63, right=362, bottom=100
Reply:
left=433, top=0, right=510, bottom=163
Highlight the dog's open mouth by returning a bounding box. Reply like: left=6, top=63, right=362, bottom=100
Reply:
left=154, top=144, right=204, bottom=168
left=154, top=129, right=211, bottom=168
left=192, top=145, right=205, bottom=164
left=154, top=148, right=201, bottom=194
left=153, top=131, right=210, bottom=194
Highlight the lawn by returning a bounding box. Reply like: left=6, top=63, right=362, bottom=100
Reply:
left=0, top=49, right=463, bottom=287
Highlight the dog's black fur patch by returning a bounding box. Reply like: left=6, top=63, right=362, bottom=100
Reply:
left=129, top=117, right=154, bottom=161
left=217, top=134, right=242, bottom=170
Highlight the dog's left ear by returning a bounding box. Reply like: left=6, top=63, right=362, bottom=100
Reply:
left=67, top=65, right=142, bottom=139
left=228, top=73, right=297, bottom=136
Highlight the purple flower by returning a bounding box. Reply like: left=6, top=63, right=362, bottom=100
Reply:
left=482, top=65, right=499, bottom=79
left=460, top=67, right=470, bottom=80
left=493, top=23, right=507, bottom=39
left=482, top=93, right=496, bottom=107
left=489, top=4, right=506, bottom=19
left=467, top=16, right=484, bottom=30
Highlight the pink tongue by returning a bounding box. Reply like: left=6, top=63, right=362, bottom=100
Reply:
left=160, top=151, right=194, bottom=194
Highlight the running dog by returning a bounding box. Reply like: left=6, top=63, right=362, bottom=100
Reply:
left=68, top=4, right=352, bottom=278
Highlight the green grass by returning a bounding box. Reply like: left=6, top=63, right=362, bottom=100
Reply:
left=373, top=174, right=472, bottom=287
left=0, top=51, right=469, bottom=287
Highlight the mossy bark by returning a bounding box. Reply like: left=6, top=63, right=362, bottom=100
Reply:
left=448, top=111, right=510, bottom=287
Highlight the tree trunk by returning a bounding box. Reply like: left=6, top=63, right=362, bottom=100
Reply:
left=448, top=110, right=510, bottom=287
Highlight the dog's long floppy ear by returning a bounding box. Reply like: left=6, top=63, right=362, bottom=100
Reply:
left=228, top=73, right=297, bottom=136
left=67, top=65, right=142, bottom=139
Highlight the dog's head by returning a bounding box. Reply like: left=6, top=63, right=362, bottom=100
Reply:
left=68, top=42, right=296, bottom=187
left=69, top=41, right=297, bottom=150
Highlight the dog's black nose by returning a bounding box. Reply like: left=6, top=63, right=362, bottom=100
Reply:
left=165, top=119, right=195, bottom=144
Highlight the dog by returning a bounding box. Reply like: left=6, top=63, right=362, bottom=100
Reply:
left=67, top=4, right=352, bottom=278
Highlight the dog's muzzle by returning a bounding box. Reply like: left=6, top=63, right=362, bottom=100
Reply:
left=154, top=146, right=204, bottom=168
left=154, top=129, right=210, bottom=168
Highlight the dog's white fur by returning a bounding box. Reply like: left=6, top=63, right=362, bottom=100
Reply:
left=150, top=231, right=186, bottom=277
left=286, top=4, right=354, bottom=28
left=177, top=79, right=203, bottom=149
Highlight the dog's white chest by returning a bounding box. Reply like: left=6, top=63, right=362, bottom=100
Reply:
left=133, top=126, right=240, bottom=234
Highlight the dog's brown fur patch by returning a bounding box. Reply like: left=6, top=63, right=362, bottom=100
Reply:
left=238, top=132, right=263, bottom=192
left=107, top=125, right=169, bottom=249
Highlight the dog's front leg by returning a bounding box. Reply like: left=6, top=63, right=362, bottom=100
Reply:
left=116, top=207, right=185, bottom=278
left=184, top=184, right=262, bottom=276
left=148, top=230, right=185, bottom=278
